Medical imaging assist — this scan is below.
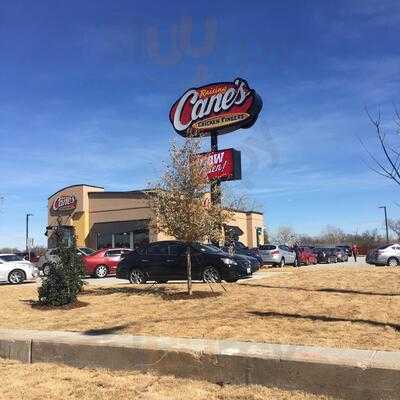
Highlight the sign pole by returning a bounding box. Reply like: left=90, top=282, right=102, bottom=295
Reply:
left=210, top=132, right=221, bottom=205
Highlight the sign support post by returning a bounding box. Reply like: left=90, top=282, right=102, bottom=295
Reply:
left=210, top=132, right=221, bottom=205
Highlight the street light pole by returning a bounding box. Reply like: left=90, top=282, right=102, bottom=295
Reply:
left=25, top=213, right=33, bottom=253
left=379, top=206, right=389, bottom=243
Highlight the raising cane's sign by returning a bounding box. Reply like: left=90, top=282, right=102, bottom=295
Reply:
left=51, top=195, right=77, bottom=214
left=169, top=78, right=262, bottom=137
left=198, top=148, right=242, bottom=182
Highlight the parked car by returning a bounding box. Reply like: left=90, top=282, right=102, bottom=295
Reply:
left=14, top=252, right=40, bottom=264
left=334, top=247, right=348, bottom=262
left=298, top=246, right=317, bottom=265
left=258, top=244, right=298, bottom=267
left=366, top=243, right=400, bottom=266
left=207, top=244, right=261, bottom=273
left=117, top=241, right=252, bottom=284
left=336, top=245, right=352, bottom=257
left=313, top=247, right=337, bottom=263
left=82, top=248, right=132, bottom=278
left=0, top=254, right=38, bottom=284
left=222, top=241, right=263, bottom=264
left=37, top=247, right=95, bottom=276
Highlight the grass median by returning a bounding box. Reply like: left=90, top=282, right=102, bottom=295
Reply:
left=1, top=267, right=400, bottom=351
left=0, top=358, right=334, bottom=400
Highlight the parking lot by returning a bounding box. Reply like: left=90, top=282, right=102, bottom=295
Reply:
left=1, top=256, right=369, bottom=288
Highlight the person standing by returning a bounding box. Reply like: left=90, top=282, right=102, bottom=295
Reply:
left=293, top=243, right=301, bottom=267
left=351, top=244, right=358, bottom=262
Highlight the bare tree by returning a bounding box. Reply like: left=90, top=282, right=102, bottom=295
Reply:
left=321, top=225, right=346, bottom=245
left=388, top=219, right=400, bottom=240
left=222, top=190, right=263, bottom=213
left=271, top=226, right=297, bottom=245
left=362, top=107, right=400, bottom=186
left=148, top=136, right=233, bottom=295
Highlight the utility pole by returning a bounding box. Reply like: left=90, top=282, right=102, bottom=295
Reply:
left=379, top=206, right=389, bottom=243
left=25, top=213, right=33, bottom=253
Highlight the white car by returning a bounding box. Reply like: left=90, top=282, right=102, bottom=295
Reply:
left=0, top=254, right=39, bottom=284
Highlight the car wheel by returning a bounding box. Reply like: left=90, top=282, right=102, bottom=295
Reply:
left=94, top=265, right=108, bottom=278
left=293, top=258, right=299, bottom=267
left=202, top=266, right=221, bottom=283
left=42, top=264, right=51, bottom=276
left=8, top=269, right=26, bottom=284
left=129, top=268, right=146, bottom=284
left=387, top=257, right=399, bottom=267
left=279, top=258, right=285, bottom=268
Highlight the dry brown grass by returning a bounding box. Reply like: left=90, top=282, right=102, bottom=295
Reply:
left=1, top=267, right=400, bottom=350
left=0, top=358, right=333, bottom=400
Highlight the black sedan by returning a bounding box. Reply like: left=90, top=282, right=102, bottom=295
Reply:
left=206, top=244, right=261, bottom=273
left=313, top=247, right=338, bottom=263
left=116, top=241, right=252, bottom=284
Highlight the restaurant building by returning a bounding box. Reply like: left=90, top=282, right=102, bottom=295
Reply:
left=47, top=184, right=264, bottom=250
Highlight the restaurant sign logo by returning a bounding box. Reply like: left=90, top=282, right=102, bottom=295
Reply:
left=51, top=195, right=77, bottom=213
left=170, top=78, right=262, bottom=137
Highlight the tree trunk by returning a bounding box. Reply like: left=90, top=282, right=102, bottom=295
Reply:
left=186, top=245, right=192, bottom=296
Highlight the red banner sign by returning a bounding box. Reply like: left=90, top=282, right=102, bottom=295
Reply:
left=51, top=195, right=77, bottom=213
left=198, top=148, right=242, bottom=182
left=170, top=78, right=262, bottom=137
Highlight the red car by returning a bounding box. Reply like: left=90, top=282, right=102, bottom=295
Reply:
left=82, top=248, right=132, bottom=278
left=298, top=247, right=317, bottom=265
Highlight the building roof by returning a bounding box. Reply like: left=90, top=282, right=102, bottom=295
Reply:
left=48, top=185, right=263, bottom=216
left=48, top=184, right=104, bottom=200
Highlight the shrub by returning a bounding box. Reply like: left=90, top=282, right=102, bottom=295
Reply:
left=38, top=231, right=85, bottom=306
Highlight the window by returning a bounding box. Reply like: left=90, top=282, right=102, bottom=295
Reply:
left=105, top=250, right=122, bottom=257
left=97, top=233, right=113, bottom=249
left=148, top=244, right=168, bottom=255
left=169, top=244, right=186, bottom=256
left=192, top=243, right=222, bottom=254
left=0, top=255, right=21, bottom=262
left=79, top=247, right=95, bottom=255
left=114, top=233, right=130, bottom=248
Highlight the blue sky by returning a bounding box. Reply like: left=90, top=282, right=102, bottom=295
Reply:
left=0, top=0, right=399, bottom=248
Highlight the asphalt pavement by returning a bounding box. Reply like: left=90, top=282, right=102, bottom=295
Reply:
left=1, top=256, right=371, bottom=288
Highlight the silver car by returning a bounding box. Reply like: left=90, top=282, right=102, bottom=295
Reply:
left=37, top=247, right=95, bottom=275
left=259, top=244, right=297, bottom=267
left=366, top=243, right=400, bottom=267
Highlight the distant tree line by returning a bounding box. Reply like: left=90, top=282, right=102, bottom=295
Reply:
left=0, top=245, right=46, bottom=255
left=268, top=225, right=394, bottom=255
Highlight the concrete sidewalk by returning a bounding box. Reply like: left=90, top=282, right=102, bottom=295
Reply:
left=1, top=328, right=399, bottom=399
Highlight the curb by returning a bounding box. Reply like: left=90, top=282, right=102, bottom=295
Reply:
left=1, top=329, right=399, bottom=399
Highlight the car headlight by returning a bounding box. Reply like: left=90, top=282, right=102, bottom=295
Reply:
left=221, top=257, right=238, bottom=266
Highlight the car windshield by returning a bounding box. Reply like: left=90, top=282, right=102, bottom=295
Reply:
left=205, top=244, right=224, bottom=253
left=378, top=244, right=394, bottom=250
left=79, top=247, right=95, bottom=255
left=0, top=254, right=23, bottom=262
left=260, top=245, right=276, bottom=250
left=192, top=243, right=223, bottom=254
